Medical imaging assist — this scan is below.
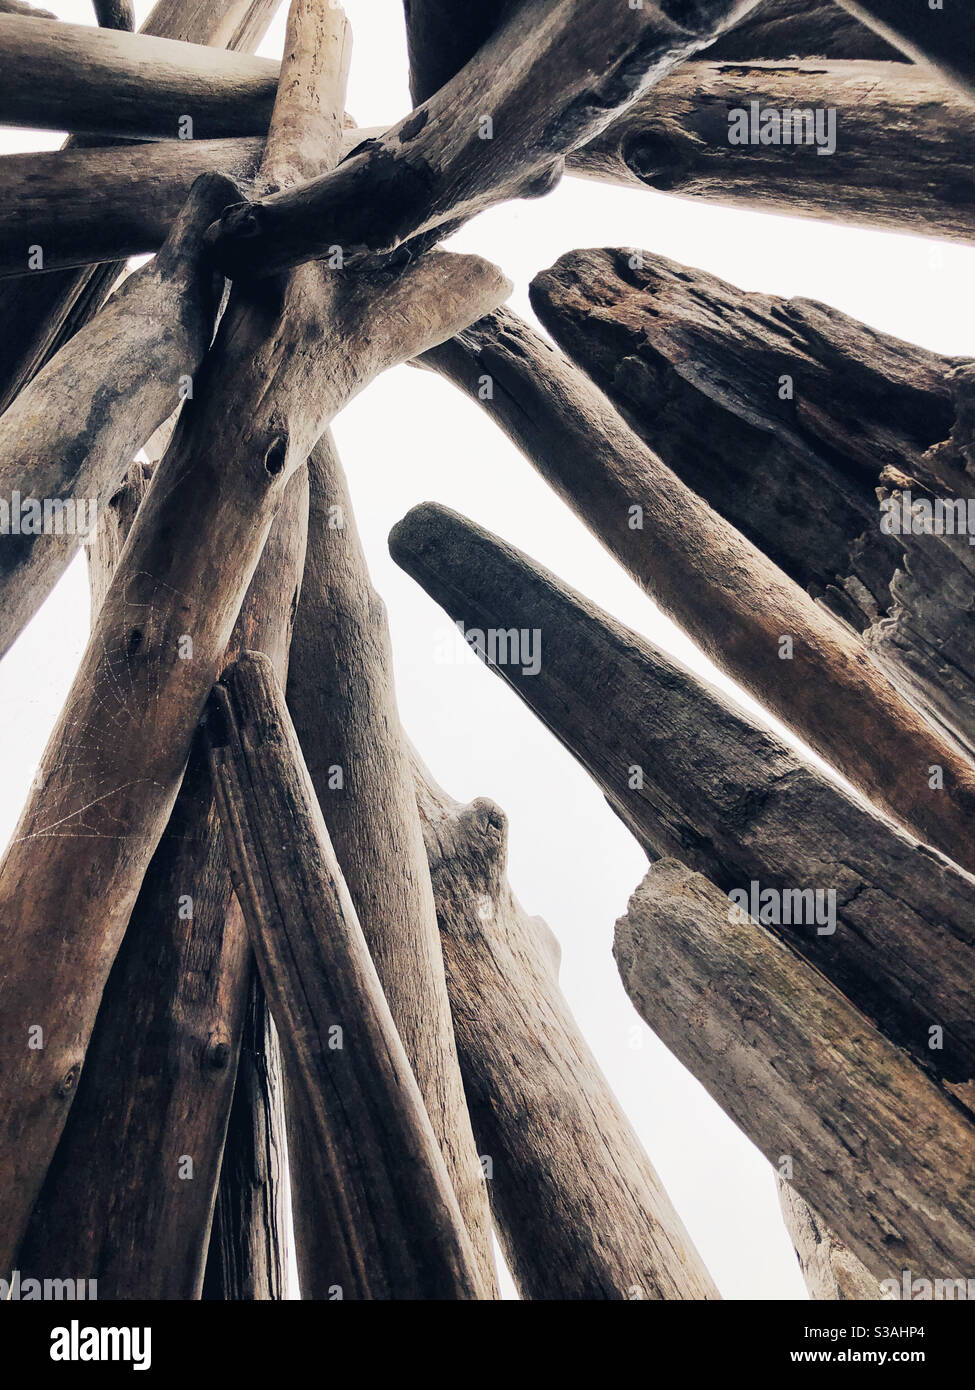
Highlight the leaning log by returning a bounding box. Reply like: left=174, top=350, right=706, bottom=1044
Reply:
left=414, top=754, right=719, bottom=1300
left=0, top=138, right=264, bottom=278
left=834, top=0, right=975, bottom=101
left=0, top=171, right=240, bottom=661
left=0, top=232, right=507, bottom=1270
left=207, top=654, right=486, bottom=1300
left=206, top=0, right=761, bottom=278
left=92, top=0, right=134, bottom=28
left=570, top=60, right=975, bottom=243
left=614, top=858, right=975, bottom=1284
left=0, top=0, right=281, bottom=415
left=530, top=250, right=975, bottom=760
left=776, top=1179, right=884, bottom=1301
left=285, top=434, right=499, bottom=1296
left=419, top=309, right=975, bottom=875
left=388, top=503, right=975, bottom=1093
left=0, top=15, right=278, bottom=140
left=705, top=0, right=902, bottom=59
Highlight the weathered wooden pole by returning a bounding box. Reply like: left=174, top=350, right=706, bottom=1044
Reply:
left=206, top=0, right=761, bottom=278
left=570, top=60, right=975, bottom=242
left=0, top=0, right=281, bottom=416
left=389, top=503, right=975, bottom=1091
left=285, top=434, right=499, bottom=1295
left=0, top=220, right=506, bottom=1270
left=19, top=0, right=353, bottom=1299
left=530, top=250, right=975, bottom=760
left=0, top=170, right=239, bottom=660
left=0, top=14, right=279, bottom=139
left=414, top=755, right=719, bottom=1300
left=207, top=654, right=486, bottom=1299
left=419, top=310, right=975, bottom=874
left=776, top=1179, right=884, bottom=1301
left=614, top=858, right=975, bottom=1283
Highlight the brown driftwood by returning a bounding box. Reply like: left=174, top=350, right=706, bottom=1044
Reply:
left=414, top=755, right=719, bottom=1300
left=530, top=250, right=975, bottom=761
left=206, top=653, right=485, bottom=1299
left=0, top=216, right=506, bottom=1270
left=776, top=1179, right=884, bottom=1300
left=419, top=309, right=975, bottom=876
left=0, top=0, right=281, bottom=416
left=706, top=0, right=902, bottom=59
left=19, top=0, right=352, bottom=1298
left=614, top=859, right=975, bottom=1283
left=0, top=139, right=264, bottom=278
left=570, top=60, right=975, bottom=243
left=389, top=502, right=975, bottom=1093
left=285, top=435, right=498, bottom=1296
left=0, top=15, right=279, bottom=140
left=93, top=0, right=134, bottom=28
left=206, top=0, right=761, bottom=278
left=834, top=0, right=975, bottom=101
left=0, top=170, right=239, bottom=661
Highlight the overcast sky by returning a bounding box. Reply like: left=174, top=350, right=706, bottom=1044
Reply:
left=2, top=0, right=973, bottom=1300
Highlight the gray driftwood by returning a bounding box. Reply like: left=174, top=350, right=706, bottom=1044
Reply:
left=0, top=14, right=278, bottom=139
left=285, top=434, right=498, bottom=1296
left=530, top=250, right=975, bottom=761
left=419, top=309, right=975, bottom=876
left=776, top=1179, right=885, bottom=1301
left=0, top=0, right=281, bottom=416
left=206, top=0, right=761, bottom=278
left=0, top=171, right=239, bottom=661
left=206, top=654, right=486, bottom=1300
left=414, top=755, right=719, bottom=1300
left=614, top=859, right=975, bottom=1283
left=705, top=0, right=902, bottom=59
left=571, top=60, right=975, bottom=243
left=389, top=502, right=975, bottom=1094
left=0, top=216, right=506, bottom=1270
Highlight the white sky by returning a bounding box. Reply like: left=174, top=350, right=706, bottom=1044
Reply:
left=3, top=0, right=973, bottom=1300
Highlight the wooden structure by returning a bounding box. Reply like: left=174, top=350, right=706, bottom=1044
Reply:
left=1, top=0, right=973, bottom=1301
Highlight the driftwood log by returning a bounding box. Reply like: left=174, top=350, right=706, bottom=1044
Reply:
left=0, top=14, right=279, bottom=139
left=389, top=502, right=975, bottom=1093
left=206, top=654, right=486, bottom=1299
left=530, top=250, right=975, bottom=760
left=0, top=0, right=281, bottom=416
left=0, top=171, right=238, bottom=660
left=414, top=755, right=719, bottom=1300
left=206, top=0, right=762, bottom=278
left=19, top=0, right=353, bottom=1298
left=285, top=435, right=498, bottom=1295
left=571, top=59, right=975, bottom=243
left=0, top=219, right=506, bottom=1269
left=419, top=309, right=975, bottom=875
left=613, top=858, right=975, bottom=1283
left=776, top=1179, right=884, bottom=1301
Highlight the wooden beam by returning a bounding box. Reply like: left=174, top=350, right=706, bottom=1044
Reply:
left=530, top=251, right=975, bottom=761
left=206, top=0, right=762, bottom=278
left=835, top=0, right=975, bottom=100
left=569, top=59, right=975, bottom=243
left=0, top=170, right=240, bottom=661
left=614, top=858, right=975, bottom=1283
left=206, top=654, right=486, bottom=1299
left=414, top=753, right=719, bottom=1299
left=0, top=15, right=279, bottom=140
left=419, top=309, right=975, bottom=876
left=285, top=434, right=499, bottom=1296
left=388, top=503, right=975, bottom=1093
left=776, top=1179, right=884, bottom=1300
